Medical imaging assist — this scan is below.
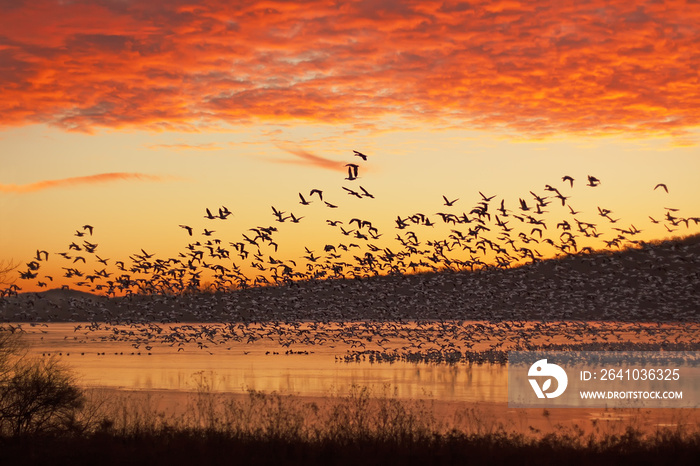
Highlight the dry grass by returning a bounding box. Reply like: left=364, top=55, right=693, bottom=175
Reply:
left=3, top=379, right=700, bottom=465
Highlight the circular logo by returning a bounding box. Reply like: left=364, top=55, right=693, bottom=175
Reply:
left=528, top=359, right=568, bottom=398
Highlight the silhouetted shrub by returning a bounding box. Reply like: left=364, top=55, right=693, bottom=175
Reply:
left=0, top=327, right=86, bottom=437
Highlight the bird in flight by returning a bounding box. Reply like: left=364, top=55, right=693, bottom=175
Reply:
left=442, top=195, right=458, bottom=206
left=271, top=206, right=286, bottom=222
left=654, top=183, right=668, bottom=193
left=343, top=187, right=363, bottom=199
left=298, top=193, right=311, bottom=205
left=360, top=186, right=374, bottom=199
left=587, top=175, right=601, bottom=187
left=204, top=208, right=217, bottom=219
left=325, top=201, right=338, bottom=208
left=518, top=198, right=530, bottom=211
left=310, top=189, right=323, bottom=201
left=179, top=225, right=193, bottom=236
left=353, top=150, right=368, bottom=161
left=562, top=175, right=574, bottom=187
left=345, top=163, right=359, bottom=180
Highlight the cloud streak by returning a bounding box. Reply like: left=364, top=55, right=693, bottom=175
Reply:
left=1, top=1, right=699, bottom=137
left=275, top=144, right=346, bottom=171
left=147, top=143, right=222, bottom=151
left=0, top=172, right=172, bottom=193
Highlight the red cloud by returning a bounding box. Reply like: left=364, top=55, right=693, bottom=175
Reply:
left=0, top=0, right=699, bottom=137
left=0, top=173, right=173, bottom=193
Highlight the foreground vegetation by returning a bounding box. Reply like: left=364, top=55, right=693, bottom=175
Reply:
left=2, top=382, right=700, bottom=465
left=4, top=427, right=700, bottom=466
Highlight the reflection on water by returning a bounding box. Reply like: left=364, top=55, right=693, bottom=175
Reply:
left=13, top=321, right=700, bottom=402
left=72, top=355, right=508, bottom=401
left=18, top=322, right=508, bottom=401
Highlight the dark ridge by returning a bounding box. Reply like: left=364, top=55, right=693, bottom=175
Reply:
left=1, top=234, right=699, bottom=323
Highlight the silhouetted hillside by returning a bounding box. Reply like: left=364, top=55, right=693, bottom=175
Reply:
left=2, top=234, right=699, bottom=322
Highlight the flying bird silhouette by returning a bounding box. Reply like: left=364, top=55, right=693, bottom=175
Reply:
left=353, top=150, right=368, bottom=160
left=442, top=195, right=459, bottom=206
left=299, top=193, right=311, bottom=205
left=345, top=163, right=359, bottom=180
left=587, top=175, right=601, bottom=187
left=310, top=189, right=323, bottom=201
left=343, top=187, right=362, bottom=199
left=271, top=206, right=286, bottom=222
left=654, top=183, right=668, bottom=193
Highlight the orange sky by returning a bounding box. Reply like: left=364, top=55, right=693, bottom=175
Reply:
left=1, top=0, right=699, bottom=294
left=1, top=0, right=699, bottom=136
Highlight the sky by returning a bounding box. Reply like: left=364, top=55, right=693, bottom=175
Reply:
left=1, top=0, right=699, bottom=294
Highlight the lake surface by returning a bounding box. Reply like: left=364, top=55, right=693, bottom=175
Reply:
left=14, top=321, right=698, bottom=402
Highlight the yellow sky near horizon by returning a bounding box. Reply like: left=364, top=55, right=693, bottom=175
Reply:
left=1, top=1, right=700, bottom=293
left=2, top=122, right=698, bottom=293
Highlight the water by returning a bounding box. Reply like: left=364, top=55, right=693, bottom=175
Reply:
left=15, top=321, right=698, bottom=402
left=18, top=323, right=506, bottom=400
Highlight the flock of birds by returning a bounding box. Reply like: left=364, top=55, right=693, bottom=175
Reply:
left=13, top=318, right=700, bottom=366
left=2, top=150, right=698, bottom=299
left=1, top=149, right=700, bottom=363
